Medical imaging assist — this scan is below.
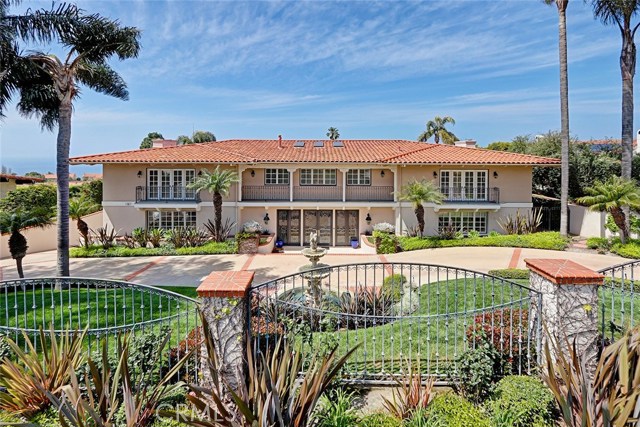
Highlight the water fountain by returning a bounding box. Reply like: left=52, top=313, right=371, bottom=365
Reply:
left=300, top=230, right=330, bottom=308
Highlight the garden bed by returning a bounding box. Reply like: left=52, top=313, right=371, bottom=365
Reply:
left=399, top=231, right=569, bottom=252
left=70, top=240, right=237, bottom=257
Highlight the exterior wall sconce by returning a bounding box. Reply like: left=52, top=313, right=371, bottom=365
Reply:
left=137, top=171, right=142, bottom=178
left=251, top=169, right=255, bottom=177
left=365, top=213, right=372, bottom=225
left=433, top=171, right=438, bottom=179
left=198, top=170, right=202, bottom=176
left=263, top=213, right=270, bottom=224
left=380, top=170, right=385, bottom=177
left=493, top=171, right=498, bottom=178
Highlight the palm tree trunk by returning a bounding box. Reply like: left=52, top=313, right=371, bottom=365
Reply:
left=621, top=29, right=636, bottom=234
left=415, top=204, right=425, bottom=236
left=213, top=192, right=223, bottom=242
left=57, top=101, right=72, bottom=277
left=611, top=207, right=628, bottom=244
left=15, top=257, right=24, bottom=279
left=434, top=133, right=440, bottom=144
left=557, top=2, right=570, bottom=237
left=77, top=218, right=89, bottom=249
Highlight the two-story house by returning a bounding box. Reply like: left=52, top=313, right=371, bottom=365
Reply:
left=70, top=138, right=559, bottom=246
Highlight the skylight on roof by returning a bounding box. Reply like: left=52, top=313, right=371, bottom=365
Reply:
left=294, top=141, right=305, bottom=148
left=314, top=141, right=324, bottom=147
left=332, top=140, right=344, bottom=147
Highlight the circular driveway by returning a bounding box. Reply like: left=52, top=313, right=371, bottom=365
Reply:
left=0, top=246, right=627, bottom=287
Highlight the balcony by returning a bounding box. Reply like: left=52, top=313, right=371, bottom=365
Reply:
left=135, top=186, right=200, bottom=203
left=241, top=185, right=395, bottom=202
left=441, top=186, right=499, bottom=203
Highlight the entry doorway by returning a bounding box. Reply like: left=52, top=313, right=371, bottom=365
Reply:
left=335, top=210, right=359, bottom=246
left=276, top=210, right=301, bottom=245
left=277, top=209, right=360, bottom=247
left=303, top=210, right=333, bottom=246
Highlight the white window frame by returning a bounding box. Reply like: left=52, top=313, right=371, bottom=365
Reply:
left=265, top=168, right=289, bottom=185
left=438, top=211, right=488, bottom=234
left=146, top=168, right=196, bottom=200
left=146, top=210, right=196, bottom=230
left=439, top=170, right=488, bottom=200
left=299, top=169, right=337, bottom=186
left=346, top=169, right=371, bottom=186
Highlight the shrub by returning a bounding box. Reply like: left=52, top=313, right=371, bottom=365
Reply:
left=0, top=184, right=56, bottom=213
left=454, top=333, right=504, bottom=404
left=93, top=226, right=118, bottom=249
left=315, top=389, right=359, bottom=427
left=403, top=408, right=442, bottom=427
left=148, top=228, right=164, bottom=248
left=611, top=240, right=640, bottom=259
left=373, top=222, right=395, bottom=233
left=373, top=230, right=399, bottom=254
left=242, top=220, right=261, bottom=233
left=426, top=393, right=491, bottom=427
left=0, top=335, right=10, bottom=360
left=468, top=230, right=480, bottom=238
left=437, top=224, right=458, bottom=240
left=466, top=308, right=530, bottom=374
left=70, top=240, right=236, bottom=257
left=381, top=274, right=407, bottom=302
left=586, top=237, right=610, bottom=251
left=132, top=227, right=148, bottom=247
left=399, top=232, right=569, bottom=252
left=358, top=413, right=402, bottom=427
left=487, top=375, right=556, bottom=427
left=487, top=268, right=530, bottom=280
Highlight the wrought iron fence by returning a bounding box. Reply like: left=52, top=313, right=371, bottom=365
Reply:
left=599, top=260, right=640, bottom=343
left=0, top=277, right=201, bottom=382
left=248, top=262, right=541, bottom=385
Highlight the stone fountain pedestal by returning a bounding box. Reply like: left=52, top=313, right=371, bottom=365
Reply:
left=299, top=244, right=329, bottom=308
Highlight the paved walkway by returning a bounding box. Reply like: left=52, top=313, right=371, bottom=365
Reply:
left=0, top=246, right=627, bottom=287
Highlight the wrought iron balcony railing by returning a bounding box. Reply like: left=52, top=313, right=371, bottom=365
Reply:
left=135, top=186, right=200, bottom=203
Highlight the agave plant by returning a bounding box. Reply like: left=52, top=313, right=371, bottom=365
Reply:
left=132, top=227, right=148, bottom=248
left=46, top=332, right=196, bottom=427
left=0, top=328, right=86, bottom=417
left=382, top=359, right=435, bottom=420
left=167, top=313, right=358, bottom=427
left=147, top=228, right=164, bottom=248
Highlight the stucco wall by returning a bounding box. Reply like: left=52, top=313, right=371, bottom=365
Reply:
left=0, top=181, right=17, bottom=199
left=569, top=204, right=608, bottom=238
left=1, top=210, right=103, bottom=259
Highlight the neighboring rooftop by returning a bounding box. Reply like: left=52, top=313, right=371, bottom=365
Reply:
left=70, top=139, right=561, bottom=166
left=0, top=174, right=45, bottom=184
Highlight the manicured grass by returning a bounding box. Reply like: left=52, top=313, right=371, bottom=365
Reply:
left=399, top=232, right=569, bottom=252
left=0, top=285, right=197, bottom=333
left=70, top=240, right=237, bottom=257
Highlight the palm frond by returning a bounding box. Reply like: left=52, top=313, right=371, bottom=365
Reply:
left=76, top=61, right=128, bottom=100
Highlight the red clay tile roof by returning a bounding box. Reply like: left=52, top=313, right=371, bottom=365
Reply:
left=70, top=140, right=560, bottom=166
left=0, top=174, right=45, bottom=183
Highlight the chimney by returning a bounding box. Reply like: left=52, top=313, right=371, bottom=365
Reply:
left=152, top=139, right=178, bottom=148
left=278, top=134, right=283, bottom=149
left=454, top=139, right=477, bottom=149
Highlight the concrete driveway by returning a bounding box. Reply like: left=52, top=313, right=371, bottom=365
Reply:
left=0, top=246, right=627, bottom=287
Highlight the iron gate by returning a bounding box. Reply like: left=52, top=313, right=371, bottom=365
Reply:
left=248, top=262, right=542, bottom=385
left=599, top=260, right=640, bottom=343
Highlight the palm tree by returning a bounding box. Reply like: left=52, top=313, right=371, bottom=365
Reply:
left=545, top=0, right=570, bottom=238
left=577, top=176, right=640, bottom=243
left=15, top=15, right=140, bottom=277
left=326, top=127, right=340, bottom=140
left=69, top=198, right=98, bottom=249
left=591, top=0, right=640, bottom=182
left=188, top=166, right=238, bottom=242
left=0, top=208, right=53, bottom=278
left=397, top=180, right=444, bottom=236
left=418, top=116, right=457, bottom=144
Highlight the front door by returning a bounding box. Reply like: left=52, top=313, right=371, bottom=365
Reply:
left=335, top=210, right=359, bottom=246
left=303, top=210, right=333, bottom=246
left=277, top=210, right=301, bottom=245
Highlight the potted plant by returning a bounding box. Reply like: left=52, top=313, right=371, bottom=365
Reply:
left=350, top=236, right=359, bottom=249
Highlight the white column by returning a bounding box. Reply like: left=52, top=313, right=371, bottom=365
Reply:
left=339, top=168, right=349, bottom=202
left=238, top=166, right=245, bottom=202
left=287, top=168, right=296, bottom=202
left=392, top=166, right=399, bottom=202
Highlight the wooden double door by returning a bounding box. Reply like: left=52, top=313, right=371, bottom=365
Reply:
left=277, top=209, right=359, bottom=246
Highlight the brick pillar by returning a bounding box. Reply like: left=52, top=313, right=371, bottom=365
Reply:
left=525, top=259, right=604, bottom=376
left=197, top=270, right=254, bottom=392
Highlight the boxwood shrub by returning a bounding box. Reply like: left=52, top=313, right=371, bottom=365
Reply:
left=487, top=268, right=530, bottom=280
left=400, top=232, right=569, bottom=252
left=70, top=240, right=237, bottom=257
left=426, top=393, right=491, bottom=427
left=487, top=375, right=556, bottom=427
left=381, top=274, right=407, bottom=302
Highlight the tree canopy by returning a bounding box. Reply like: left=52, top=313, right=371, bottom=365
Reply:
left=140, top=132, right=163, bottom=149
left=0, top=184, right=56, bottom=213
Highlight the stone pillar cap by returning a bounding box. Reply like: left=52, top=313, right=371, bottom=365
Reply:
left=525, top=258, right=604, bottom=285
left=197, top=270, right=255, bottom=297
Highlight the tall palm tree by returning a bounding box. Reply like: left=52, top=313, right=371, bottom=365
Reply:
left=418, top=116, right=457, bottom=144
left=545, top=0, right=570, bottom=238
left=591, top=0, right=640, bottom=182
left=0, top=208, right=53, bottom=278
left=69, top=198, right=98, bottom=249
left=397, top=180, right=444, bottom=236
left=577, top=176, right=640, bottom=243
left=15, top=15, right=140, bottom=277
left=188, top=166, right=238, bottom=242
left=326, top=127, right=340, bottom=140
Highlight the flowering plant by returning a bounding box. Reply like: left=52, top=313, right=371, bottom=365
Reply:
left=242, top=220, right=261, bottom=233
left=373, top=222, right=395, bottom=233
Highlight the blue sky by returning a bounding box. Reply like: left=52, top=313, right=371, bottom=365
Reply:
left=0, top=0, right=635, bottom=175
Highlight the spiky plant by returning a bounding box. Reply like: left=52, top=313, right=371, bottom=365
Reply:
left=69, top=198, right=98, bottom=248
left=188, top=166, right=238, bottom=242
left=397, top=180, right=444, bottom=237
left=0, top=207, right=53, bottom=278
left=167, top=313, right=358, bottom=427
left=382, top=359, right=435, bottom=420
left=0, top=328, right=86, bottom=417
left=577, top=176, right=640, bottom=243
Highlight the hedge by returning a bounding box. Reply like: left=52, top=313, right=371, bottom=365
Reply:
left=70, top=240, right=237, bottom=257
left=400, top=232, right=569, bottom=252
left=487, top=268, right=530, bottom=280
